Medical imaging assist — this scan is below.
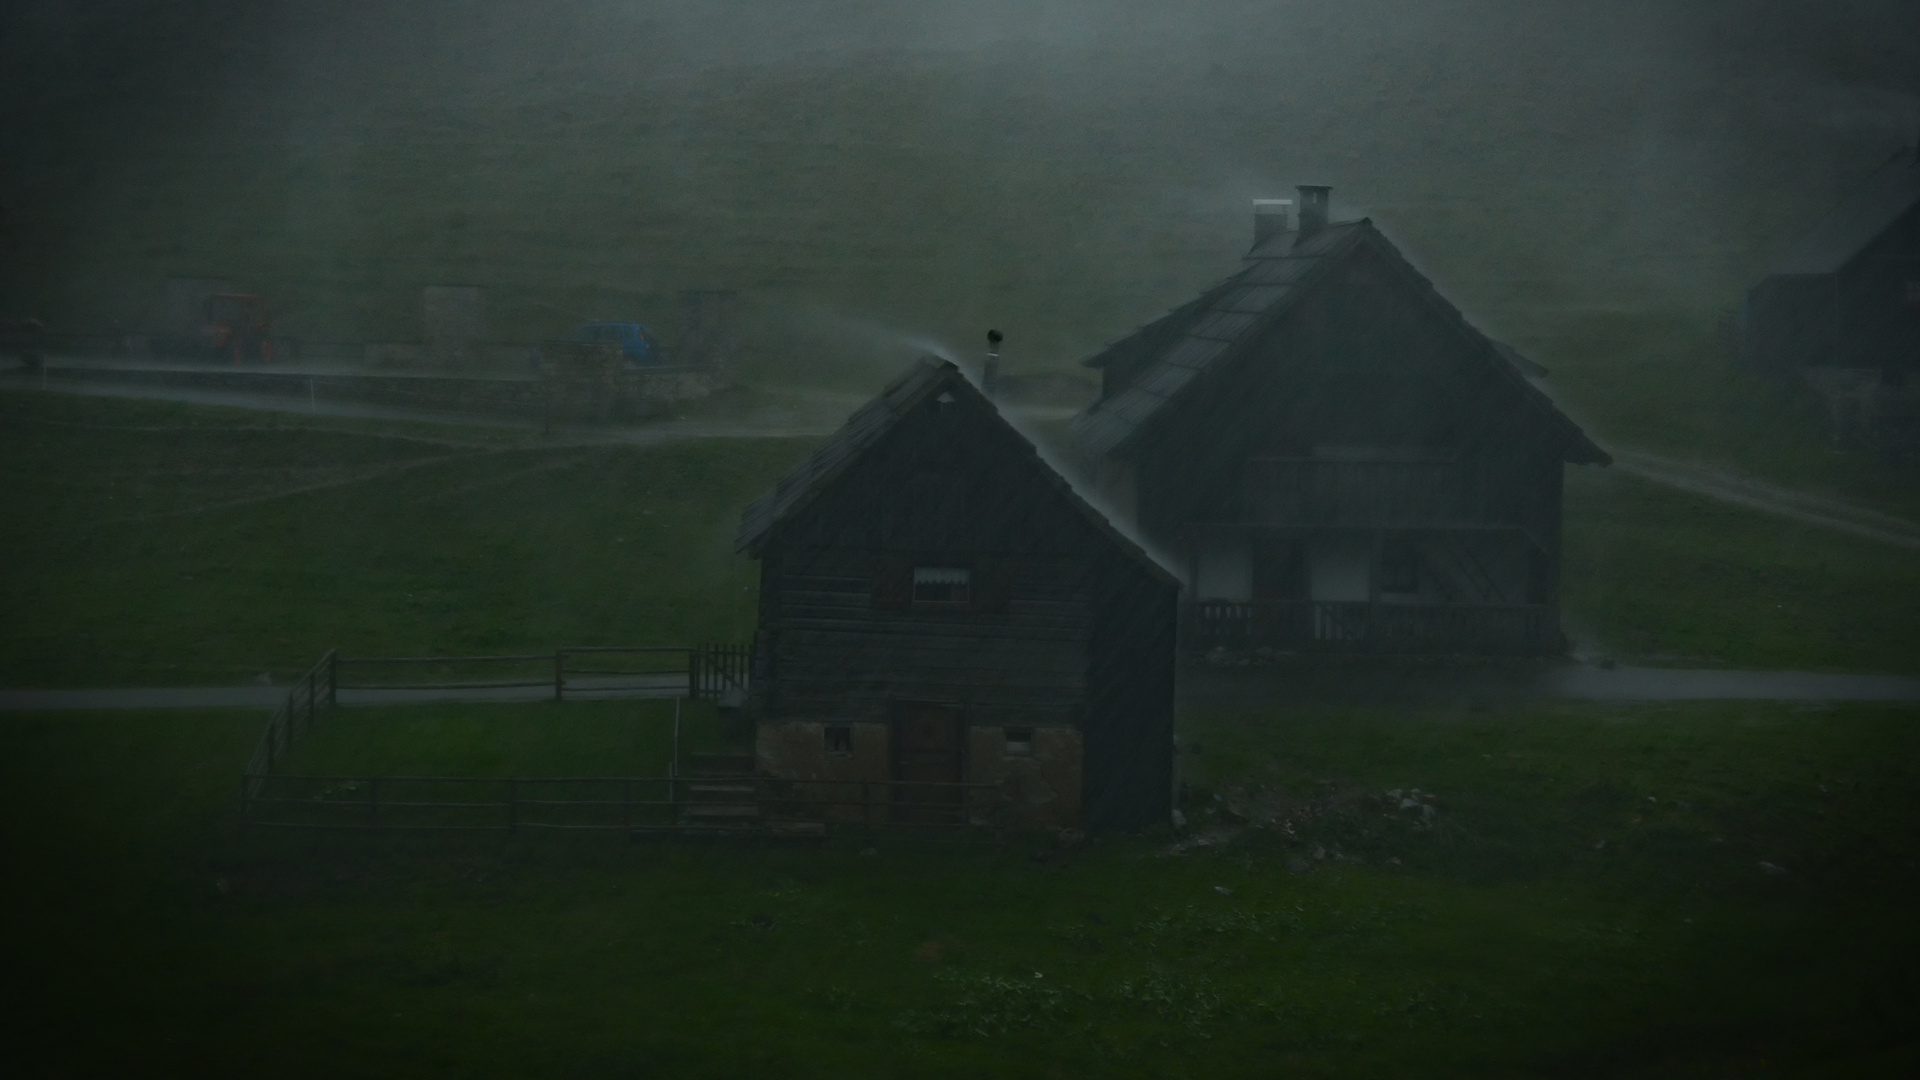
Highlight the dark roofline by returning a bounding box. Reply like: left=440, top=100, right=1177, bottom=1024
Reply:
left=735, top=358, right=1182, bottom=586
left=1767, top=144, right=1920, bottom=276
left=1072, top=219, right=1608, bottom=466
left=1079, top=290, right=1230, bottom=369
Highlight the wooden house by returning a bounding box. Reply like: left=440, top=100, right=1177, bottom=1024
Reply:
left=735, top=359, right=1180, bottom=831
left=1071, top=187, right=1609, bottom=656
left=1740, top=144, right=1920, bottom=453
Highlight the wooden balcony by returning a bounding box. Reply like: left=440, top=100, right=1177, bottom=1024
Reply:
left=1181, top=599, right=1560, bottom=656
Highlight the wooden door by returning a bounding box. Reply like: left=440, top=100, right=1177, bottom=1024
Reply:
left=891, top=702, right=964, bottom=823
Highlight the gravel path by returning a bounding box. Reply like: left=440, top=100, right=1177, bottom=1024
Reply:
left=8, top=665, right=1920, bottom=713
left=1180, top=661, right=1920, bottom=707
left=0, top=675, right=691, bottom=712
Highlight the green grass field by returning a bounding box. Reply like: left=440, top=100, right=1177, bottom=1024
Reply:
left=279, top=699, right=721, bottom=778
left=0, top=389, right=809, bottom=686
left=5, top=386, right=1916, bottom=681
left=6, top=699, right=1918, bottom=1078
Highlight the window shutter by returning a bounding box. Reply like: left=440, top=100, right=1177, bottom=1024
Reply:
left=971, top=557, right=1014, bottom=614
left=872, top=556, right=912, bottom=610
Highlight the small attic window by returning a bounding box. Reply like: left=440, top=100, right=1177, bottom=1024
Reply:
left=913, top=566, right=970, bottom=605
left=1004, top=727, right=1034, bottom=756
left=934, top=390, right=957, bottom=411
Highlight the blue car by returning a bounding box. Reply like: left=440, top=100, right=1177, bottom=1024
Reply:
left=574, top=322, right=663, bottom=366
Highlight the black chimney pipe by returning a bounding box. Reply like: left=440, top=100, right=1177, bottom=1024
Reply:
left=984, top=329, right=1003, bottom=399
left=1296, top=185, right=1330, bottom=238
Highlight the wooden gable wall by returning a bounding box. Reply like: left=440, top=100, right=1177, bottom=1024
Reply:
left=1131, top=238, right=1569, bottom=551
left=755, top=386, right=1177, bottom=827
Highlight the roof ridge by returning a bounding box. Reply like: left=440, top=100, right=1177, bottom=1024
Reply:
left=735, top=359, right=1181, bottom=583
left=1072, top=218, right=1607, bottom=465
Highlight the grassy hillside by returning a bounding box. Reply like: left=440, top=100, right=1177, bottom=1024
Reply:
left=0, top=389, right=807, bottom=686
left=3, top=386, right=1916, bottom=681
left=5, top=699, right=1917, bottom=1077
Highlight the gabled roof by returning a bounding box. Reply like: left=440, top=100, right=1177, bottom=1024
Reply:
left=1769, top=146, right=1920, bottom=276
left=735, top=358, right=1181, bottom=585
left=1070, top=219, right=1608, bottom=465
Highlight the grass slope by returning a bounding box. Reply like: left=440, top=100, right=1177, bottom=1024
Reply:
left=5, top=700, right=1918, bottom=1077
left=1563, top=468, right=1920, bottom=672
left=281, top=699, right=725, bottom=778
left=3, top=387, right=1917, bottom=681
left=0, top=390, right=809, bottom=686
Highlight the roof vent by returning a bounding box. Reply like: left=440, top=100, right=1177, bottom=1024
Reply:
left=1297, top=185, right=1331, bottom=238
left=1252, top=199, right=1291, bottom=248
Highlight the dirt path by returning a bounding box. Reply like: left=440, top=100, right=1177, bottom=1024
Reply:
left=1612, top=450, right=1920, bottom=550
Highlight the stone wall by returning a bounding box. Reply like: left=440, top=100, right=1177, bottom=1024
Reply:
left=967, top=724, right=1083, bottom=831
left=754, top=718, right=1082, bottom=831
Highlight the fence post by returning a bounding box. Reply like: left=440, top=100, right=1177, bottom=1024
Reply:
left=306, top=671, right=316, bottom=733
left=327, top=650, right=338, bottom=709
left=554, top=650, right=564, bottom=702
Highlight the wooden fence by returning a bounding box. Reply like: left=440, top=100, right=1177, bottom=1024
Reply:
left=330, top=644, right=749, bottom=702
left=242, top=650, right=339, bottom=800
left=236, top=643, right=1010, bottom=836
left=239, top=644, right=748, bottom=809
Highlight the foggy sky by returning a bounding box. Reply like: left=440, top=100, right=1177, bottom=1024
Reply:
left=1, top=1, right=1915, bottom=363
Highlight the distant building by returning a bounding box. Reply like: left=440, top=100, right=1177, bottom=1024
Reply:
left=736, top=359, right=1179, bottom=831
left=1072, top=187, right=1609, bottom=657
left=1740, top=144, right=1920, bottom=453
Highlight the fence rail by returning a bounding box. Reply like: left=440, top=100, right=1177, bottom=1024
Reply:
left=240, top=773, right=1013, bottom=832
left=329, top=644, right=749, bottom=702
left=239, top=644, right=748, bottom=810
left=242, top=650, right=337, bottom=799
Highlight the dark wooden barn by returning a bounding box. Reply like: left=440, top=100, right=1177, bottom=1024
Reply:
left=1071, top=187, right=1609, bottom=656
left=1740, top=144, right=1920, bottom=453
left=736, top=359, right=1180, bottom=831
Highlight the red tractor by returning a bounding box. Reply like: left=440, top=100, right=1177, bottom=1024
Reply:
left=202, top=293, right=274, bottom=363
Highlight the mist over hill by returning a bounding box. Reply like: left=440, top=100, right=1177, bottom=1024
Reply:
left=2, top=0, right=1915, bottom=374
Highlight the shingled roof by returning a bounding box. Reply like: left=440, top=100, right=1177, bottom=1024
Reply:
left=1769, top=144, right=1920, bottom=276
left=1070, top=219, right=1608, bottom=465
left=735, top=358, right=1180, bottom=583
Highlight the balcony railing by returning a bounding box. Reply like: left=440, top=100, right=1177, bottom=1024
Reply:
left=1181, top=599, right=1559, bottom=656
